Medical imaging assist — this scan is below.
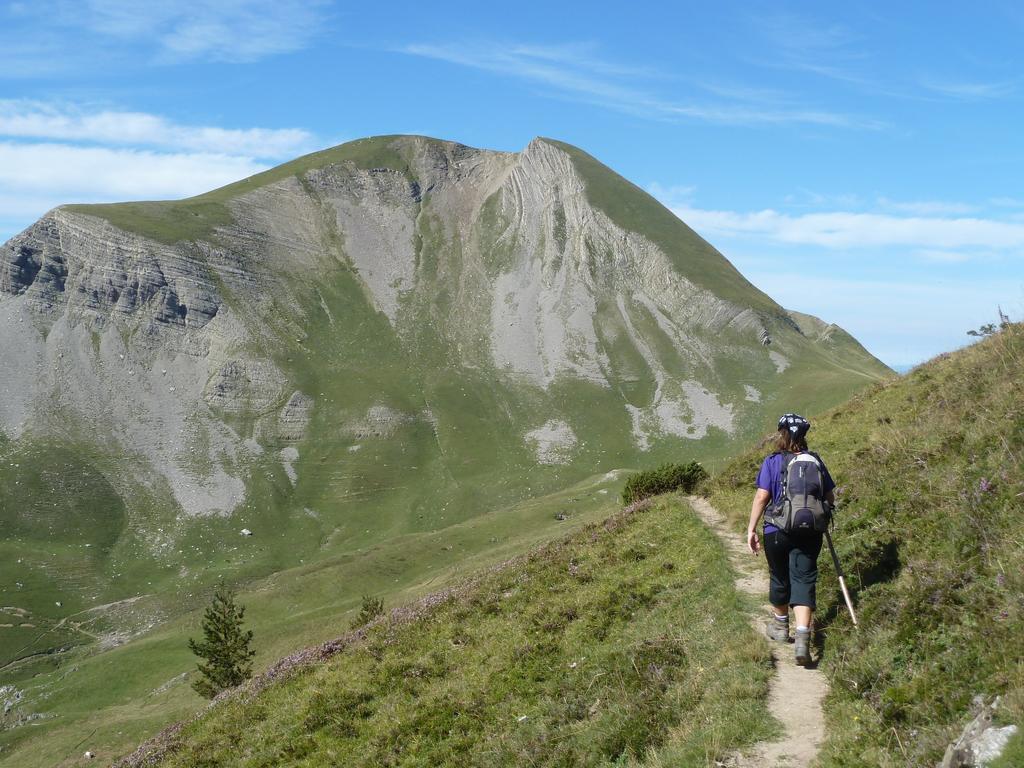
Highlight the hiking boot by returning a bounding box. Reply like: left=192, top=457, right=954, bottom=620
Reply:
left=765, top=617, right=790, bottom=642
left=794, top=629, right=812, bottom=665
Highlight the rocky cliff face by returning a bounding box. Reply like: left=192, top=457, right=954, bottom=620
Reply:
left=0, top=208, right=259, bottom=516
left=0, top=136, right=888, bottom=524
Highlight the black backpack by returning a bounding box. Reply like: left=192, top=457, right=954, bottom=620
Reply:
left=765, top=451, right=832, bottom=533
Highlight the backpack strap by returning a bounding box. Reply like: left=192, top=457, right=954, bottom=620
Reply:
left=778, top=451, right=793, bottom=487
left=774, top=451, right=793, bottom=518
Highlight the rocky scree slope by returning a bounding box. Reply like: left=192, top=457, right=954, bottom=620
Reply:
left=0, top=135, right=888, bottom=679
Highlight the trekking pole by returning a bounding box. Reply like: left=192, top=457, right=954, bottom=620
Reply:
left=825, top=530, right=858, bottom=627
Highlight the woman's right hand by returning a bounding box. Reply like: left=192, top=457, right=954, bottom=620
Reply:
left=747, top=529, right=760, bottom=555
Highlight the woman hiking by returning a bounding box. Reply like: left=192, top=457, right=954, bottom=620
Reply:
left=746, top=413, right=836, bottom=666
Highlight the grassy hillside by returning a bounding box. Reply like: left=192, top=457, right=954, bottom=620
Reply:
left=0, top=472, right=630, bottom=767
left=709, top=324, right=1024, bottom=766
left=114, top=496, right=774, bottom=768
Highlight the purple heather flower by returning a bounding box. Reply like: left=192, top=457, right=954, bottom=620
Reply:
left=979, top=477, right=994, bottom=494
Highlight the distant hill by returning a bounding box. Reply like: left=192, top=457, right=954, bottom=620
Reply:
left=0, top=135, right=889, bottom=764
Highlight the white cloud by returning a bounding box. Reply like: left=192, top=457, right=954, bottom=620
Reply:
left=0, top=101, right=314, bottom=158
left=0, top=142, right=268, bottom=200
left=672, top=206, right=1024, bottom=250
left=400, top=41, right=881, bottom=129
left=12, top=0, right=328, bottom=63
left=0, top=103, right=325, bottom=241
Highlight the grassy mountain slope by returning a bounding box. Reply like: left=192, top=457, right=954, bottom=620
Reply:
left=116, top=497, right=774, bottom=768
left=709, top=324, right=1024, bottom=766
left=0, top=473, right=626, bottom=767
left=1, top=135, right=890, bottom=764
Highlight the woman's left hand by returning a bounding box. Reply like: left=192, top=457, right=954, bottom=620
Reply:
left=747, top=529, right=760, bottom=555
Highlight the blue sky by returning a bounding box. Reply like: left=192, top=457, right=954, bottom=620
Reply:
left=2, top=1, right=1022, bottom=367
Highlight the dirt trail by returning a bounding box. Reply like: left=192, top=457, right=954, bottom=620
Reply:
left=688, top=496, right=828, bottom=767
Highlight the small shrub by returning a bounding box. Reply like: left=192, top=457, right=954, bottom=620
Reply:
left=621, top=461, right=708, bottom=504
left=351, top=595, right=385, bottom=629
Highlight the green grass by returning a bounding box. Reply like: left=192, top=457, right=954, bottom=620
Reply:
left=63, top=136, right=423, bottom=245
left=708, top=324, right=1024, bottom=767
left=121, top=496, right=774, bottom=768
left=0, top=473, right=629, bottom=767
left=0, top=442, right=129, bottom=664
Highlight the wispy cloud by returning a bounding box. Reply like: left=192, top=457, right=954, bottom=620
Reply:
left=749, top=12, right=875, bottom=88
left=671, top=206, right=1024, bottom=251
left=400, top=41, right=881, bottom=129
left=919, top=78, right=1016, bottom=100
left=876, top=197, right=978, bottom=216
left=0, top=101, right=315, bottom=158
left=751, top=11, right=1017, bottom=105
left=781, top=189, right=863, bottom=209
left=3, top=0, right=328, bottom=67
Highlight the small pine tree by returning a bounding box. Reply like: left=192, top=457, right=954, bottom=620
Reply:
left=351, top=595, right=384, bottom=629
left=188, top=585, right=256, bottom=699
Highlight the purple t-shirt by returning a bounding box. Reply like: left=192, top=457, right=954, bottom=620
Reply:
left=757, top=452, right=835, bottom=533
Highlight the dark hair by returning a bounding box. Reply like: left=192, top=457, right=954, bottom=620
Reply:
left=775, top=430, right=808, bottom=453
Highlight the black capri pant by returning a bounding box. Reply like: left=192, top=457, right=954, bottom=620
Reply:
left=763, top=529, right=823, bottom=609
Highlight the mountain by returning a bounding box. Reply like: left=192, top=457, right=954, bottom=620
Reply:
left=0, top=135, right=890, bottom=763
